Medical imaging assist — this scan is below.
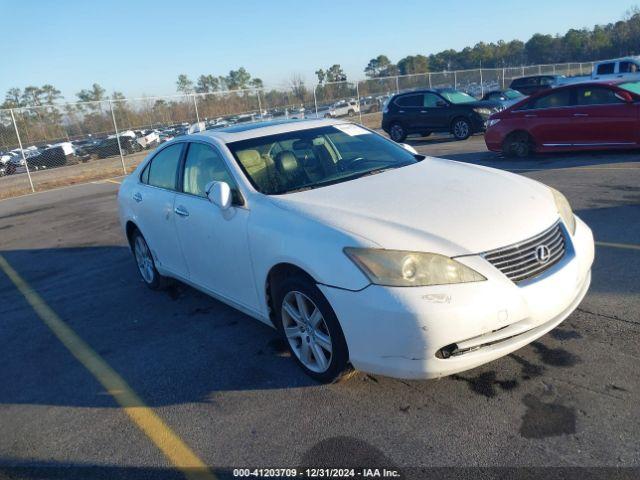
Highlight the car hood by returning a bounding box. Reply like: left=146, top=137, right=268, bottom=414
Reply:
left=269, top=158, right=559, bottom=256
left=458, top=99, right=503, bottom=110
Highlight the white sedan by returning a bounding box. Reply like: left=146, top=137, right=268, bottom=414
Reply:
left=118, top=119, right=594, bottom=382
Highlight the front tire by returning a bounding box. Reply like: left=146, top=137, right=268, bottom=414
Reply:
left=451, top=117, right=472, bottom=140
left=503, top=132, right=532, bottom=158
left=132, top=230, right=167, bottom=290
left=273, top=275, right=350, bottom=383
left=389, top=122, right=407, bottom=142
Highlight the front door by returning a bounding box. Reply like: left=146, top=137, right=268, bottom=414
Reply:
left=524, top=88, right=574, bottom=147
left=419, top=92, right=449, bottom=130
left=173, top=141, right=259, bottom=311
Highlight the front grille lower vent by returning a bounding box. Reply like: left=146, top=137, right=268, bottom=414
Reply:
left=483, top=221, right=566, bottom=283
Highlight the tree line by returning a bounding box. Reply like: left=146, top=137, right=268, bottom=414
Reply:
left=360, top=9, right=640, bottom=79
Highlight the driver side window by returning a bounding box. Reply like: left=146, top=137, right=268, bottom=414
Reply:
left=182, top=143, right=237, bottom=198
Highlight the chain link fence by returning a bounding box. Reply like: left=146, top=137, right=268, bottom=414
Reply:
left=0, top=60, right=600, bottom=200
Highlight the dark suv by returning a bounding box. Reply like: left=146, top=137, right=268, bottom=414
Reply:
left=381, top=89, right=502, bottom=142
left=509, top=75, right=564, bottom=95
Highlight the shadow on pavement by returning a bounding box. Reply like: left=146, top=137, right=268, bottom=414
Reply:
left=0, top=246, right=317, bottom=411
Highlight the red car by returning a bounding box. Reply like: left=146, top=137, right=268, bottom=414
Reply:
left=485, top=81, right=640, bottom=157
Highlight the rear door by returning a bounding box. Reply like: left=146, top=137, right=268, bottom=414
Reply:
left=571, top=85, right=638, bottom=146
left=522, top=88, right=574, bottom=147
left=393, top=93, right=424, bottom=131
left=133, top=142, right=189, bottom=277
left=173, top=141, right=259, bottom=311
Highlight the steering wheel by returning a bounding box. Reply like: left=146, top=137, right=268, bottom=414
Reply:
left=338, top=156, right=369, bottom=172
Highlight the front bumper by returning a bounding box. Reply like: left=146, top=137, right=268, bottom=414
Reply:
left=320, top=216, right=594, bottom=379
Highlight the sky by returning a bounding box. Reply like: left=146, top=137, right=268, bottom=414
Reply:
left=0, top=0, right=636, bottom=101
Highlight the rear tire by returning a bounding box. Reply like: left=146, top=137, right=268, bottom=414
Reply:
left=131, top=230, right=167, bottom=290
left=503, top=132, right=532, bottom=158
left=273, top=274, right=350, bottom=383
left=451, top=117, right=472, bottom=140
left=389, top=122, right=407, bottom=142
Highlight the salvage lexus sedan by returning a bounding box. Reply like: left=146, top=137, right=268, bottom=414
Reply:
left=118, top=119, right=594, bottom=382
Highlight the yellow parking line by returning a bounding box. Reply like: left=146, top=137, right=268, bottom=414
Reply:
left=0, top=255, right=216, bottom=480
left=596, top=241, right=640, bottom=251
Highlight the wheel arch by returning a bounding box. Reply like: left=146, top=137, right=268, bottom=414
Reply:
left=265, top=262, right=318, bottom=327
left=504, top=129, right=536, bottom=147
left=125, top=220, right=140, bottom=250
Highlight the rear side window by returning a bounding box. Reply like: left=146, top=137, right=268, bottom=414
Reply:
left=575, top=86, right=624, bottom=106
left=529, top=89, right=571, bottom=109
left=596, top=63, right=615, bottom=75
left=147, top=143, right=183, bottom=190
left=395, top=94, right=423, bottom=107
left=510, top=78, right=524, bottom=87
left=619, top=61, right=639, bottom=73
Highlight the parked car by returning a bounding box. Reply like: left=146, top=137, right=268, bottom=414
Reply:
left=481, top=88, right=526, bottom=107
left=26, top=146, right=67, bottom=170
left=0, top=153, right=17, bottom=176
left=381, top=88, right=503, bottom=142
left=324, top=100, right=360, bottom=118
left=485, top=80, right=640, bottom=157
left=118, top=118, right=594, bottom=382
left=509, top=75, right=564, bottom=95
left=96, top=137, right=143, bottom=158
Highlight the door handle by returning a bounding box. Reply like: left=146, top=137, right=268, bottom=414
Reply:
left=573, top=113, right=589, bottom=117
left=524, top=114, right=537, bottom=118
left=174, top=206, right=189, bottom=217
left=398, top=110, right=405, bottom=113
left=420, top=110, right=428, bottom=113
left=132, top=192, right=142, bottom=202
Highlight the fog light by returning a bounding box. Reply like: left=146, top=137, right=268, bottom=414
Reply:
left=436, top=343, right=458, bottom=359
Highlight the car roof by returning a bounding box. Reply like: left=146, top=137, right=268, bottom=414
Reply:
left=192, top=118, right=349, bottom=143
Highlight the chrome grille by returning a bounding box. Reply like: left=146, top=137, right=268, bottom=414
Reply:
left=483, top=221, right=566, bottom=283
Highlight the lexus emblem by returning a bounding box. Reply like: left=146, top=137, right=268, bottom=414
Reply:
left=535, top=245, right=551, bottom=264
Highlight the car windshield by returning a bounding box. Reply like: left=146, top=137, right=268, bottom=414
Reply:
left=440, top=90, right=476, bottom=104
left=504, top=89, right=524, bottom=99
left=619, top=81, right=640, bottom=95
left=227, top=125, right=418, bottom=195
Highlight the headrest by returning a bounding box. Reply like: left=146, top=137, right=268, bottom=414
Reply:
left=275, top=151, right=298, bottom=174
left=237, top=149, right=263, bottom=169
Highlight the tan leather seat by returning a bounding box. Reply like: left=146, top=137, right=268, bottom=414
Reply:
left=237, top=149, right=271, bottom=191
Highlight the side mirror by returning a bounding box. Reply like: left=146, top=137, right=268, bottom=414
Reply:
left=436, top=100, right=447, bottom=107
left=205, top=181, right=232, bottom=210
left=615, top=91, right=634, bottom=103
left=400, top=143, right=418, bottom=155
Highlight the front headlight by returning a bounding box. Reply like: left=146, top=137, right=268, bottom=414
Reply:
left=550, top=187, right=576, bottom=235
left=474, top=108, right=492, bottom=116
left=487, top=118, right=501, bottom=127
left=344, top=248, right=486, bottom=287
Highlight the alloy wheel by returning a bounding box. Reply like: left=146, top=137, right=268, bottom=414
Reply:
left=390, top=124, right=404, bottom=142
left=281, top=291, right=333, bottom=373
left=134, top=236, right=155, bottom=284
left=453, top=120, right=469, bottom=139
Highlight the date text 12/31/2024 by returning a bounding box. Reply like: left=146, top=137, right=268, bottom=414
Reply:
left=232, top=468, right=402, bottom=478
